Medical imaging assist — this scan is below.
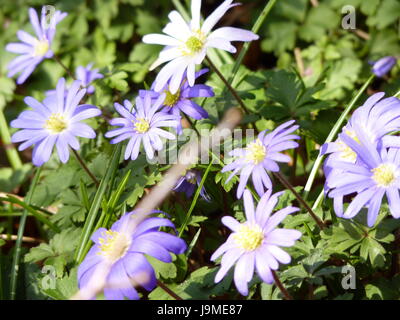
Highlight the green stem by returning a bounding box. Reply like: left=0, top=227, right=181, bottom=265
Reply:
left=9, top=167, right=42, bottom=300
left=72, top=149, right=100, bottom=187
left=0, top=109, right=22, bottom=170
left=228, top=0, right=278, bottom=84
left=157, top=280, right=183, bottom=300
left=273, top=172, right=326, bottom=230
left=272, top=270, right=293, bottom=300
left=178, top=161, right=213, bottom=237
left=303, top=75, right=375, bottom=200
left=206, top=56, right=250, bottom=114
left=53, top=54, right=76, bottom=80
left=312, top=188, right=325, bottom=211
left=394, top=88, right=400, bottom=98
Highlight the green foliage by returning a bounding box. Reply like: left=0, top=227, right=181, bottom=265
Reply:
left=1, top=0, right=400, bottom=302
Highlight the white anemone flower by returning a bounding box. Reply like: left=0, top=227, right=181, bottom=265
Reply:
left=142, top=0, right=259, bottom=94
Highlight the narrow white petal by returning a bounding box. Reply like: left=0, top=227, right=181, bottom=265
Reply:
left=190, top=0, right=202, bottom=31
left=150, top=47, right=182, bottom=70
left=209, top=27, right=259, bottom=42
left=201, top=0, right=234, bottom=34
left=142, top=34, right=182, bottom=46
left=206, top=37, right=236, bottom=53
left=187, top=63, right=195, bottom=87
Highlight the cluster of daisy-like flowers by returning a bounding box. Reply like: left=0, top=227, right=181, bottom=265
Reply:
left=6, top=1, right=267, bottom=299
left=216, top=121, right=303, bottom=294
left=323, top=93, right=400, bottom=227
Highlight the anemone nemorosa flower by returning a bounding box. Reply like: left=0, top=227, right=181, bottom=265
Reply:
left=11, top=78, right=101, bottom=166
left=141, top=68, right=213, bottom=120
left=142, top=0, right=259, bottom=94
left=105, top=92, right=179, bottom=161
left=222, top=120, right=300, bottom=199
left=76, top=63, right=104, bottom=94
left=6, top=7, right=67, bottom=84
left=174, top=169, right=210, bottom=201
left=326, top=125, right=400, bottom=227
left=139, top=68, right=213, bottom=134
left=371, top=56, right=397, bottom=78
left=78, top=211, right=187, bottom=300
left=211, top=189, right=301, bottom=296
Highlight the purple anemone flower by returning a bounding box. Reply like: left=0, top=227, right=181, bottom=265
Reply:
left=78, top=211, right=187, bottom=300
left=105, top=92, right=179, bottom=161
left=211, top=189, right=301, bottom=296
left=322, top=93, right=400, bottom=214
left=174, top=169, right=210, bottom=201
left=371, top=56, right=397, bottom=78
left=322, top=93, right=400, bottom=166
left=11, top=77, right=101, bottom=166
left=143, top=0, right=259, bottom=94
left=45, top=63, right=103, bottom=97
left=76, top=63, right=104, bottom=94
left=326, top=125, right=400, bottom=227
left=140, top=69, right=213, bottom=134
left=222, top=120, right=300, bottom=199
left=6, top=7, right=67, bottom=84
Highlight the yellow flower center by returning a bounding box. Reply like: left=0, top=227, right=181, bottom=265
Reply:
left=97, top=230, right=131, bottom=262
left=185, top=36, right=204, bottom=54
left=181, top=31, right=206, bottom=56
left=164, top=89, right=181, bottom=107
left=33, top=39, right=49, bottom=57
left=234, top=224, right=264, bottom=251
left=372, top=163, right=397, bottom=187
left=44, top=113, right=67, bottom=134
left=245, top=139, right=266, bottom=165
left=134, top=118, right=150, bottom=134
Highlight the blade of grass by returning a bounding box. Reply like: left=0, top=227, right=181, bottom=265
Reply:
left=0, top=109, right=22, bottom=170
left=185, top=228, right=201, bottom=258
left=74, top=144, right=122, bottom=264
left=79, top=179, right=91, bottom=212
left=0, top=196, right=59, bottom=232
left=9, top=167, right=42, bottom=300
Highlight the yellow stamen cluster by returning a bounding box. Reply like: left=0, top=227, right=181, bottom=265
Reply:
left=33, top=39, right=49, bottom=57
left=164, top=89, right=181, bottom=107
left=97, top=230, right=131, bottom=262
left=44, top=113, right=67, bottom=134
left=182, top=31, right=205, bottom=56
left=372, top=163, right=397, bottom=187
left=245, top=139, right=267, bottom=165
left=234, top=224, right=264, bottom=251
left=134, top=118, right=150, bottom=134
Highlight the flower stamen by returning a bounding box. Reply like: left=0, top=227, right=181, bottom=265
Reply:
left=372, top=163, right=397, bottom=187
left=134, top=118, right=150, bottom=134
left=164, top=89, right=181, bottom=107
left=33, top=39, right=49, bottom=57
left=245, top=139, right=266, bottom=165
left=44, top=113, right=67, bottom=134
left=234, top=224, right=264, bottom=251
left=97, top=230, right=131, bottom=262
